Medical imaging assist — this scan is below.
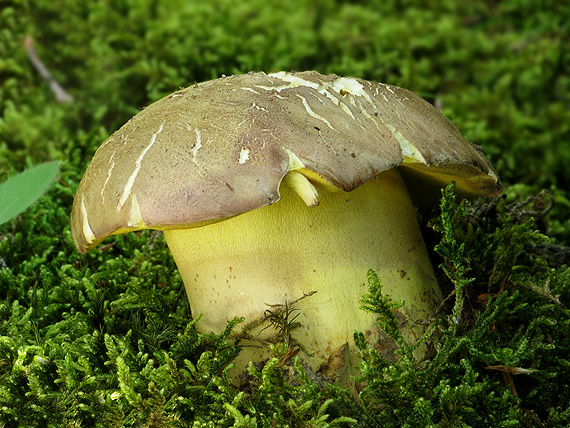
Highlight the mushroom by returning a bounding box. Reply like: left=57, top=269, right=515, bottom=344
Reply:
left=70, top=71, right=500, bottom=384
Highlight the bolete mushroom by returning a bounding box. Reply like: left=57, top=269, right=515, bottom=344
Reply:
left=70, top=71, right=500, bottom=384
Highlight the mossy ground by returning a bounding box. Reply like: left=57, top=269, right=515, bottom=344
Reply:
left=1, top=1, right=569, bottom=426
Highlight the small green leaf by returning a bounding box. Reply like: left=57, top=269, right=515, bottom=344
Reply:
left=0, top=161, right=59, bottom=225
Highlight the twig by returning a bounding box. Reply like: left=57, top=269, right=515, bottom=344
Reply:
left=24, top=36, right=73, bottom=103
left=238, top=291, right=318, bottom=337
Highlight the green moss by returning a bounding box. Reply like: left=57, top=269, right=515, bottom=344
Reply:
left=354, top=184, right=570, bottom=427
left=2, top=0, right=569, bottom=186
left=2, top=171, right=569, bottom=426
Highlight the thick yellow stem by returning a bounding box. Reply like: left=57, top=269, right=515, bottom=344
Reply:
left=164, top=168, right=441, bottom=384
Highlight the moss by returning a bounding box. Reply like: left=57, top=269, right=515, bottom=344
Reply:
left=2, top=172, right=569, bottom=426
left=354, top=184, right=570, bottom=427
left=1, top=0, right=569, bottom=186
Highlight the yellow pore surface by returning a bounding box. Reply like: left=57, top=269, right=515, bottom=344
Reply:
left=163, top=168, right=441, bottom=370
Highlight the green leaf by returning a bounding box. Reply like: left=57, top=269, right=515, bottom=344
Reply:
left=0, top=161, right=59, bottom=225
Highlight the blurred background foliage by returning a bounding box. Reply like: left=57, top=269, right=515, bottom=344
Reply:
left=1, top=0, right=568, bottom=187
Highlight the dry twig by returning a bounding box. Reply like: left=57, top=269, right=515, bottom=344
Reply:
left=24, top=36, right=73, bottom=103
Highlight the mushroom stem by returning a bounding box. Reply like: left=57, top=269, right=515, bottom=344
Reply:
left=163, top=168, right=441, bottom=384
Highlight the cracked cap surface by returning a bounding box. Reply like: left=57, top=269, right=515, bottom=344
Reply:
left=71, top=70, right=501, bottom=253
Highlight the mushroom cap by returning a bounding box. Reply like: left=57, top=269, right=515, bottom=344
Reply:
left=71, top=71, right=500, bottom=253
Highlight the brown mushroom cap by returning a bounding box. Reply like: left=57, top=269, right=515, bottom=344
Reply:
left=71, top=71, right=500, bottom=253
